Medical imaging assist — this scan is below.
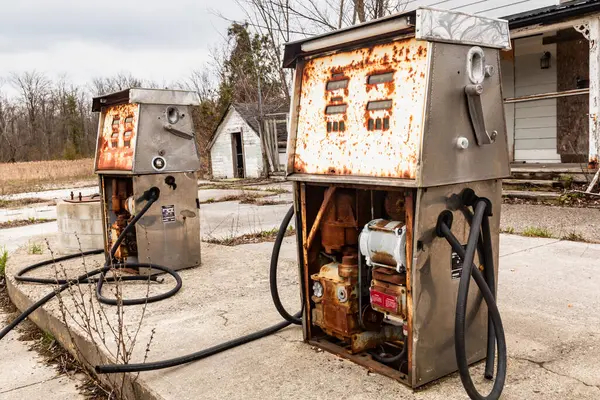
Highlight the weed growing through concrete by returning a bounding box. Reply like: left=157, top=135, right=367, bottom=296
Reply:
left=561, top=231, right=586, bottom=242
left=28, top=241, right=44, bottom=255
left=501, top=227, right=515, bottom=234
left=44, top=234, right=158, bottom=399
left=204, top=227, right=296, bottom=246
left=0, top=247, right=7, bottom=277
left=522, top=227, right=553, bottom=238
left=559, top=174, right=574, bottom=190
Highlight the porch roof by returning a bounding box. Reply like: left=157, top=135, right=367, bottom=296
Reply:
left=506, top=0, right=600, bottom=30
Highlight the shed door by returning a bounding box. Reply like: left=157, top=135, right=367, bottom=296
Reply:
left=231, top=132, right=245, bottom=178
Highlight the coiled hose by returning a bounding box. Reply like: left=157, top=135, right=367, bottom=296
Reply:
left=436, top=196, right=507, bottom=400
left=95, top=205, right=300, bottom=373
left=0, top=188, right=183, bottom=342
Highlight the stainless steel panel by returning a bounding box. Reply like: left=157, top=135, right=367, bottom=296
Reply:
left=133, top=172, right=201, bottom=271
left=133, top=104, right=201, bottom=174
left=419, top=43, right=511, bottom=187
left=410, top=180, right=501, bottom=387
left=416, top=8, right=511, bottom=50
left=128, top=88, right=200, bottom=106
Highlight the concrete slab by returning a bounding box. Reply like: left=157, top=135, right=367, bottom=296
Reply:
left=0, top=222, right=58, bottom=253
left=0, top=310, right=83, bottom=399
left=0, top=205, right=57, bottom=223
left=4, top=233, right=600, bottom=400
left=200, top=200, right=293, bottom=239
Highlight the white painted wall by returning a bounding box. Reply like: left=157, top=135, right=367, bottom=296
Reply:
left=512, top=33, right=560, bottom=163
left=406, top=0, right=557, bottom=18
left=210, top=107, right=263, bottom=179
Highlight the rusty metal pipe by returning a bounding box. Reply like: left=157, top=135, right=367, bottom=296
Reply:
left=305, top=186, right=336, bottom=250
left=351, top=324, right=404, bottom=353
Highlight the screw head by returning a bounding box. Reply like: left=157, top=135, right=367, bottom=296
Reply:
left=456, top=137, right=469, bottom=150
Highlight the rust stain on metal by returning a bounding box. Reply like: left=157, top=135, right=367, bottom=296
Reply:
left=404, top=191, right=414, bottom=378
left=96, top=103, right=139, bottom=171
left=294, top=38, right=428, bottom=178
left=371, top=250, right=396, bottom=266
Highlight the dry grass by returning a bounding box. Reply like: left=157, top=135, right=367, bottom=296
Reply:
left=0, top=218, right=56, bottom=229
left=0, top=197, right=49, bottom=208
left=0, top=158, right=95, bottom=195
left=204, top=227, right=295, bottom=246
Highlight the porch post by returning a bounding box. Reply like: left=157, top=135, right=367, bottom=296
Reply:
left=582, top=19, right=600, bottom=168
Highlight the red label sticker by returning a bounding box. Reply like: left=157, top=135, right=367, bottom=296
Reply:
left=370, top=289, right=398, bottom=312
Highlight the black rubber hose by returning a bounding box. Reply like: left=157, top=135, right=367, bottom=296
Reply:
left=96, top=311, right=302, bottom=373
left=439, top=207, right=507, bottom=400
left=0, top=190, right=182, bottom=341
left=370, top=339, right=407, bottom=364
left=269, top=206, right=301, bottom=325
left=96, top=205, right=303, bottom=374
left=15, top=249, right=160, bottom=285
left=481, top=216, right=496, bottom=380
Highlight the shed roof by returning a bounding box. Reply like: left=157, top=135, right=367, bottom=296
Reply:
left=208, top=102, right=289, bottom=150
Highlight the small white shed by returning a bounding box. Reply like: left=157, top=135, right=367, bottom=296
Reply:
left=209, top=103, right=288, bottom=179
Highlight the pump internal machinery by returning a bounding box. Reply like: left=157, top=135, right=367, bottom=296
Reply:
left=283, top=7, right=510, bottom=398
left=92, top=89, right=201, bottom=272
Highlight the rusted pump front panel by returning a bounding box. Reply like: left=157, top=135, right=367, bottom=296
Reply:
left=293, top=38, right=429, bottom=180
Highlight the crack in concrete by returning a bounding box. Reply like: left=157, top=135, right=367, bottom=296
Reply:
left=513, top=356, right=600, bottom=391
left=216, top=310, right=229, bottom=326
left=0, top=375, right=61, bottom=394
left=500, top=240, right=561, bottom=259
left=273, top=333, right=303, bottom=344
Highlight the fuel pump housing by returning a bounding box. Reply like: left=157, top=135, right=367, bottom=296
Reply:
left=284, top=7, right=510, bottom=388
left=92, top=88, right=201, bottom=272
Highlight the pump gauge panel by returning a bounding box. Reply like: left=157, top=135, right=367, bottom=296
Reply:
left=96, top=103, right=139, bottom=171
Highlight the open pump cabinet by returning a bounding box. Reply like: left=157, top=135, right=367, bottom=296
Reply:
left=284, top=7, right=511, bottom=389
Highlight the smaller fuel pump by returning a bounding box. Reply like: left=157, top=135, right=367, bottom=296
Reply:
left=92, top=88, right=202, bottom=272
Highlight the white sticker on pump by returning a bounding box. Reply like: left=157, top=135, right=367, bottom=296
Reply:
left=161, top=205, right=176, bottom=223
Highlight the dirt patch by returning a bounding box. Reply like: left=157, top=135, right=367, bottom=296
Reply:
left=0, top=218, right=56, bottom=229
left=256, top=199, right=290, bottom=206
left=0, top=197, right=50, bottom=208
left=204, top=227, right=295, bottom=246
left=503, top=189, right=600, bottom=208
left=201, top=193, right=273, bottom=205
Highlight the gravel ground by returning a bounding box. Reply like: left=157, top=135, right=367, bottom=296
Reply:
left=501, top=203, right=600, bottom=242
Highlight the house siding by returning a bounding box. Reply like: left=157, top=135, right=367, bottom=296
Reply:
left=513, top=34, right=560, bottom=162
left=405, top=0, right=557, bottom=18
left=210, top=108, right=263, bottom=179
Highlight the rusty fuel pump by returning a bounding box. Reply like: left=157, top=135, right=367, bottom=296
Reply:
left=1, top=8, right=508, bottom=400
left=281, top=7, right=511, bottom=399
left=92, top=88, right=202, bottom=272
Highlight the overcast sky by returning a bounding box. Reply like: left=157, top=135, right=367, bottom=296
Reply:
left=0, top=0, right=246, bottom=91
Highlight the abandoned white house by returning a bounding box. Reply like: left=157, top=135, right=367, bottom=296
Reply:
left=406, top=0, right=600, bottom=167
left=209, top=103, right=289, bottom=179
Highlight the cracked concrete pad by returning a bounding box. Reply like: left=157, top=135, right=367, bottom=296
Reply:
left=4, top=233, right=600, bottom=399
left=0, top=311, right=83, bottom=400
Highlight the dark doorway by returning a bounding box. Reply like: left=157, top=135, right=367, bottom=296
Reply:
left=231, top=132, right=245, bottom=178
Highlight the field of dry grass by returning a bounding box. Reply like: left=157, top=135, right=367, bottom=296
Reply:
left=0, top=158, right=96, bottom=195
